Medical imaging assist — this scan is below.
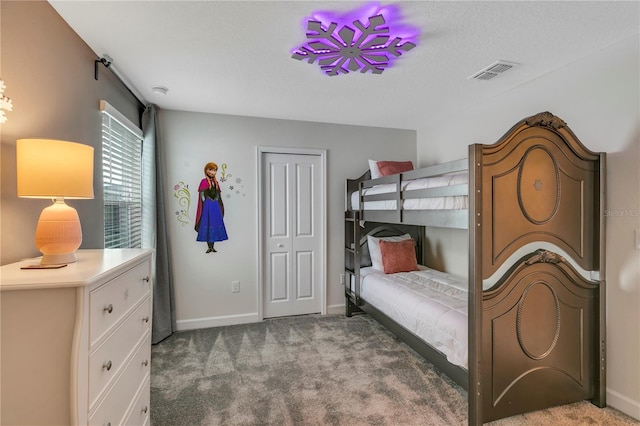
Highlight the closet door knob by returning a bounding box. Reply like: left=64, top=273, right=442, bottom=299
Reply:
left=277, top=244, right=284, bottom=248
left=143, top=276, right=150, bottom=283
left=103, top=360, right=112, bottom=371
left=103, top=304, right=113, bottom=314
left=141, top=406, right=148, bottom=414
left=142, top=359, right=149, bottom=367
left=142, top=316, right=149, bottom=323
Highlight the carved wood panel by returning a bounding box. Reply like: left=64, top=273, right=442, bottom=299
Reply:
left=480, top=112, right=601, bottom=278
left=481, top=252, right=598, bottom=422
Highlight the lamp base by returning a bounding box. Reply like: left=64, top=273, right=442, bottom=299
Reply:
left=40, top=252, right=78, bottom=265
left=35, top=199, right=83, bottom=265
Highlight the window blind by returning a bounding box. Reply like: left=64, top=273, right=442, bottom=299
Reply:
left=100, top=100, right=143, bottom=249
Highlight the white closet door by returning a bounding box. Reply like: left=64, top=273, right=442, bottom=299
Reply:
left=262, top=152, right=322, bottom=318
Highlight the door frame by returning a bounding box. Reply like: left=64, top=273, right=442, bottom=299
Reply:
left=256, top=146, right=327, bottom=320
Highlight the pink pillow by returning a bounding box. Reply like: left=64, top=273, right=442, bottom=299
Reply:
left=376, top=160, right=414, bottom=177
left=379, top=239, right=418, bottom=274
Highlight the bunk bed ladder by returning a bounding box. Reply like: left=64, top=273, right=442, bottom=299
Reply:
left=345, top=210, right=363, bottom=316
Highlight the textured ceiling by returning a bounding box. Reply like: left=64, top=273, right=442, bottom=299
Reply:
left=48, top=1, right=639, bottom=130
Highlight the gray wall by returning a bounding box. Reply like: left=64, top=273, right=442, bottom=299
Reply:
left=0, top=0, right=141, bottom=265
left=159, top=110, right=416, bottom=328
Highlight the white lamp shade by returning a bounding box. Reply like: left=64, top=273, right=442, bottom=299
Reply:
left=17, top=139, right=94, bottom=199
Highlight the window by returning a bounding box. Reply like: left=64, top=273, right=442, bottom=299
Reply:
left=100, top=100, right=143, bottom=248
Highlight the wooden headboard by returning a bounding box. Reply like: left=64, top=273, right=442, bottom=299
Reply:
left=471, top=111, right=604, bottom=279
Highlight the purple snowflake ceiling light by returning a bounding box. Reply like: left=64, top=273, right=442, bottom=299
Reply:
left=291, top=2, right=419, bottom=76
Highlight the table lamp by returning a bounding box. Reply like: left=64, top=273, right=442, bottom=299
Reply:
left=16, top=139, right=94, bottom=265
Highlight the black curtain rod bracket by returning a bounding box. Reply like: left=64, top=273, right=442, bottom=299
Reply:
left=94, top=56, right=112, bottom=81
left=93, top=55, right=143, bottom=106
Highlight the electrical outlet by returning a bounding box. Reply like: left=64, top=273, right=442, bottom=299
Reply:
left=232, top=280, right=240, bottom=293
left=340, top=273, right=345, bottom=286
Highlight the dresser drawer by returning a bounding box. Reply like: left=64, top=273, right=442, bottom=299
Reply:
left=90, top=260, right=151, bottom=346
left=89, top=332, right=151, bottom=426
left=123, top=376, right=150, bottom=426
left=89, top=297, right=151, bottom=409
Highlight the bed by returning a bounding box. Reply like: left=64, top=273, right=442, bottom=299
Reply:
left=344, top=112, right=606, bottom=425
left=346, top=158, right=469, bottom=228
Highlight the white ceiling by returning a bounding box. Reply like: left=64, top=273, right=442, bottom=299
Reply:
left=48, top=1, right=639, bottom=130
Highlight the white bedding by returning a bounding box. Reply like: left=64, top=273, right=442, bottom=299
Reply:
left=351, top=173, right=468, bottom=211
left=358, top=266, right=468, bottom=369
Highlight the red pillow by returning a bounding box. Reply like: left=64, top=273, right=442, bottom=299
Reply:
left=379, top=239, right=418, bottom=274
left=376, top=160, right=414, bottom=177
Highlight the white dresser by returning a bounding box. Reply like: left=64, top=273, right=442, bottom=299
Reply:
left=0, top=249, right=153, bottom=426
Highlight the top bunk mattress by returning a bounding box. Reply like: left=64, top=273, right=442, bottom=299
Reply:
left=351, top=172, right=469, bottom=211
left=359, top=265, right=468, bottom=369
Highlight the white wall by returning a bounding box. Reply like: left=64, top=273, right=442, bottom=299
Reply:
left=159, top=110, right=416, bottom=328
left=416, top=35, right=640, bottom=420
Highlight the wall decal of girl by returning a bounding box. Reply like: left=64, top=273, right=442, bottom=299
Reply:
left=195, top=162, right=228, bottom=253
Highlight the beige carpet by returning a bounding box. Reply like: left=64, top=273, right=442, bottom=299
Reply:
left=151, top=314, right=638, bottom=425
left=488, top=400, right=637, bottom=425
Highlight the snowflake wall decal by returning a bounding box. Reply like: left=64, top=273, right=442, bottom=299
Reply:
left=291, top=2, right=419, bottom=76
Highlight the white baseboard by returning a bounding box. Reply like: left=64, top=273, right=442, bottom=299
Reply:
left=327, top=304, right=345, bottom=315
left=176, top=312, right=260, bottom=331
left=607, top=388, right=640, bottom=421
left=176, top=308, right=348, bottom=331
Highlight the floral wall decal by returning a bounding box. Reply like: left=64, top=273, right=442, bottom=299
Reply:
left=173, top=181, right=191, bottom=226
left=219, top=163, right=231, bottom=182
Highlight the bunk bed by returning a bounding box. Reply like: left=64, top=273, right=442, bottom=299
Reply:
left=344, top=112, right=606, bottom=425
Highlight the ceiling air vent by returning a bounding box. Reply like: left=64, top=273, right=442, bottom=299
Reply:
left=468, top=60, right=519, bottom=81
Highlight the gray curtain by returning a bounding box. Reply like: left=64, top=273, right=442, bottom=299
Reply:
left=142, top=104, right=176, bottom=343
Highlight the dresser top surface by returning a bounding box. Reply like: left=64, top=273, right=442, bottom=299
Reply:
left=0, top=249, right=153, bottom=290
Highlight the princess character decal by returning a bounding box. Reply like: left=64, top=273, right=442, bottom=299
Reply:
left=195, top=162, right=228, bottom=253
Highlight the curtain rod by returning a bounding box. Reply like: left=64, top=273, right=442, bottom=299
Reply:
left=94, top=56, right=146, bottom=107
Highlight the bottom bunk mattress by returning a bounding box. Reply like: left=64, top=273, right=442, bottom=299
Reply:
left=359, top=266, right=468, bottom=369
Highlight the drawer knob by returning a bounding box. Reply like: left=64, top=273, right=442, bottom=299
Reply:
left=103, top=360, right=112, bottom=371
left=142, top=316, right=150, bottom=323
left=143, top=276, right=150, bottom=283
left=103, top=304, right=113, bottom=314
left=142, top=359, right=149, bottom=367
left=141, top=406, right=148, bottom=414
